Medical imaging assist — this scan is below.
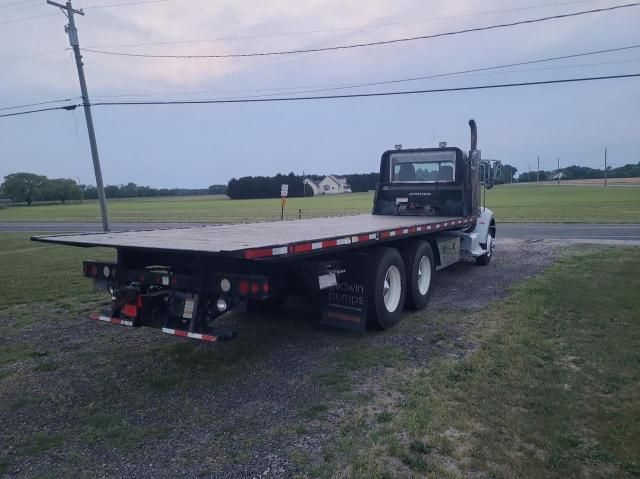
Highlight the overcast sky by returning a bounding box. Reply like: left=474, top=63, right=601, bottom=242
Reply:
left=1, top=0, right=639, bottom=187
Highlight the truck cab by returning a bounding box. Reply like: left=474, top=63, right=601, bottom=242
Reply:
left=373, top=146, right=478, bottom=218
left=373, top=120, right=492, bottom=221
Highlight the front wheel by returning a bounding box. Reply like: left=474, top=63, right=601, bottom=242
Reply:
left=476, top=230, right=495, bottom=266
left=367, top=247, right=406, bottom=330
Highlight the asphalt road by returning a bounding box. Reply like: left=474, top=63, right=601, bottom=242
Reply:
left=1, top=222, right=640, bottom=241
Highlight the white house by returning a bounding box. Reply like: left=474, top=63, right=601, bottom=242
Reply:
left=304, top=175, right=352, bottom=195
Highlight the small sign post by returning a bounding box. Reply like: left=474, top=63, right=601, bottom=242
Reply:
left=280, top=184, right=288, bottom=221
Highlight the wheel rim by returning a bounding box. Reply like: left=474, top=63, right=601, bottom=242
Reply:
left=417, top=255, right=431, bottom=295
left=383, top=265, right=402, bottom=312
left=487, top=232, right=495, bottom=257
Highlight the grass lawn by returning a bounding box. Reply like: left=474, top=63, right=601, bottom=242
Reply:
left=0, top=185, right=638, bottom=224
left=311, top=247, right=640, bottom=477
left=0, top=193, right=373, bottom=223
left=0, top=233, right=114, bottom=309
left=486, top=185, right=640, bottom=223
left=0, top=233, right=639, bottom=477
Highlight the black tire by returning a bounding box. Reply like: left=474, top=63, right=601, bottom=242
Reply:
left=367, top=247, right=406, bottom=330
left=476, top=252, right=491, bottom=266
left=476, top=227, right=495, bottom=266
left=402, top=240, right=435, bottom=310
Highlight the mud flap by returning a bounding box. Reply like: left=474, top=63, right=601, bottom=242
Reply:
left=321, top=253, right=369, bottom=333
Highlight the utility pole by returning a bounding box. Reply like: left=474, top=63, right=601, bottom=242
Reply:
left=537, top=156, right=540, bottom=183
left=557, top=157, right=560, bottom=186
left=48, top=0, right=109, bottom=231
left=604, top=148, right=608, bottom=187
left=528, top=160, right=531, bottom=183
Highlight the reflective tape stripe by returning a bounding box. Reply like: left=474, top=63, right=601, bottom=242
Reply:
left=90, top=313, right=133, bottom=327
left=162, top=327, right=217, bottom=342
left=243, top=216, right=475, bottom=259
left=244, top=247, right=273, bottom=259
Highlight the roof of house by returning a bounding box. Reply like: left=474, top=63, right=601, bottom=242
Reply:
left=327, top=175, right=350, bottom=185
left=303, top=177, right=321, bottom=186
left=304, top=175, right=351, bottom=187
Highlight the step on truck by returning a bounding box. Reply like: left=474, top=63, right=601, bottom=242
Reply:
left=33, top=120, right=501, bottom=341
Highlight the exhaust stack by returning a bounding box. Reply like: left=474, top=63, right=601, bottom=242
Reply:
left=469, top=119, right=477, bottom=151
left=468, top=119, right=481, bottom=216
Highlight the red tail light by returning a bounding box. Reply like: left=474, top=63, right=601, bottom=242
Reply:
left=262, top=282, right=270, bottom=293
left=238, top=280, right=250, bottom=296
left=251, top=281, right=260, bottom=294
left=122, top=304, right=137, bottom=318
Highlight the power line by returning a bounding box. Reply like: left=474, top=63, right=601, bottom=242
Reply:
left=0, top=97, right=78, bottom=112
left=82, top=3, right=640, bottom=59
left=2, top=73, right=639, bottom=119
left=84, top=0, right=599, bottom=49
left=87, top=74, right=640, bottom=105
left=0, top=48, right=69, bottom=62
left=193, top=59, right=640, bottom=101
left=0, top=0, right=38, bottom=9
left=87, top=43, right=640, bottom=101
left=0, top=104, right=78, bottom=118
left=83, top=0, right=171, bottom=10
left=0, top=0, right=166, bottom=24
left=0, top=12, right=57, bottom=26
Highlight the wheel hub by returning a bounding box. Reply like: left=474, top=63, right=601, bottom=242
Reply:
left=383, top=265, right=402, bottom=312
left=417, top=255, right=431, bottom=295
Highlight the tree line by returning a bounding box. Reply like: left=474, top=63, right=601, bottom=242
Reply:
left=516, top=162, right=640, bottom=182
left=226, top=172, right=379, bottom=199
left=0, top=172, right=226, bottom=205
left=494, top=161, right=640, bottom=184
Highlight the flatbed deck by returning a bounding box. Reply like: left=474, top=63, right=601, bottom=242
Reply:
left=33, top=214, right=474, bottom=260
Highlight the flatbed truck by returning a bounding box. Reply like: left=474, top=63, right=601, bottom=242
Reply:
left=33, top=120, right=499, bottom=341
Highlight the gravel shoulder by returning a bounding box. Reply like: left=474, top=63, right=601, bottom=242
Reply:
left=0, top=239, right=560, bottom=478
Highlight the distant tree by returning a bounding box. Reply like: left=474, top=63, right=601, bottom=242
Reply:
left=500, top=165, right=518, bottom=183
left=104, top=185, right=121, bottom=198
left=120, top=182, right=138, bottom=198
left=1, top=172, right=47, bottom=205
left=227, top=173, right=306, bottom=199
left=44, top=178, right=82, bottom=204
left=83, top=186, right=98, bottom=200
left=207, top=184, right=227, bottom=195
left=345, top=173, right=379, bottom=192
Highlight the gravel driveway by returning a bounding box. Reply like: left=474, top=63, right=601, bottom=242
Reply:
left=0, top=238, right=558, bottom=478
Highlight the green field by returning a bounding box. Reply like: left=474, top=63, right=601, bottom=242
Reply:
left=0, top=234, right=114, bottom=308
left=0, top=185, right=638, bottom=223
left=486, top=185, right=640, bottom=223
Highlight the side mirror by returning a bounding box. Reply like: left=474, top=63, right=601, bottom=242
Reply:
left=491, top=163, right=502, bottom=187
left=480, top=160, right=501, bottom=189
left=480, top=160, right=492, bottom=188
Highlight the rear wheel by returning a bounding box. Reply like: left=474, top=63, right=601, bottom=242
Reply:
left=402, top=240, right=435, bottom=310
left=367, top=247, right=406, bottom=330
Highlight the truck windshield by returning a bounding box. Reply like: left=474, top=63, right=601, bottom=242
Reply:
left=390, top=151, right=456, bottom=183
